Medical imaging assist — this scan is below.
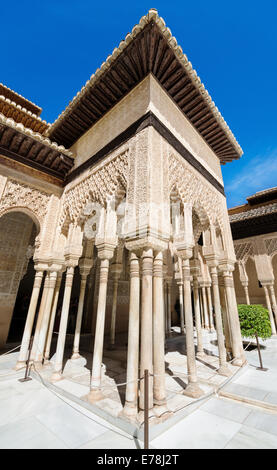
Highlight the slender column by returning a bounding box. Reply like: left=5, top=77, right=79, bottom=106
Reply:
left=109, top=267, right=122, bottom=348
left=182, top=258, right=204, bottom=398
left=263, top=285, right=277, bottom=335
left=51, top=266, right=75, bottom=381
left=201, top=286, right=210, bottom=329
left=153, top=252, right=167, bottom=410
left=31, top=273, right=50, bottom=361
left=218, top=276, right=232, bottom=358
left=199, top=290, right=205, bottom=328
left=164, top=281, right=168, bottom=335
left=139, top=248, right=154, bottom=410
left=210, top=266, right=231, bottom=376
left=178, top=282, right=185, bottom=334
left=44, top=272, right=63, bottom=362
left=243, top=283, right=250, bottom=305
left=89, top=258, right=111, bottom=400
left=207, top=286, right=215, bottom=331
left=35, top=270, right=58, bottom=363
left=167, top=280, right=172, bottom=336
left=269, top=285, right=277, bottom=325
left=123, top=253, right=140, bottom=417
left=193, top=279, right=204, bottom=358
left=71, top=274, right=89, bottom=359
left=15, top=269, right=44, bottom=369
left=223, top=270, right=246, bottom=365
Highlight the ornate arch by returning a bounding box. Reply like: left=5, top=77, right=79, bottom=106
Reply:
left=168, top=151, right=222, bottom=229
left=0, top=179, right=49, bottom=232
left=59, top=150, right=129, bottom=234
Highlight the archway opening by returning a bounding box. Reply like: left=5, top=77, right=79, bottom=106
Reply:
left=0, top=211, right=38, bottom=348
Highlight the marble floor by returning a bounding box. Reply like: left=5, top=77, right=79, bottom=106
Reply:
left=0, top=331, right=277, bottom=448
left=29, top=328, right=239, bottom=422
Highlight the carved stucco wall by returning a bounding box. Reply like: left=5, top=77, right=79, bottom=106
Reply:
left=0, top=212, right=36, bottom=348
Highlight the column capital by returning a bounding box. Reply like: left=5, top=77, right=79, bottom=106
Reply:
left=125, top=236, right=168, bottom=255
left=96, top=242, right=116, bottom=260
left=79, top=257, right=94, bottom=277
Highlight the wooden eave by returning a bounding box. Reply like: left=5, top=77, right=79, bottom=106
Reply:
left=0, top=123, right=74, bottom=179
left=48, top=21, right=241, bottom=163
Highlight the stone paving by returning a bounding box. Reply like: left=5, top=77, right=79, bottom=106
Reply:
left=0, top=331, right=277, bottom=448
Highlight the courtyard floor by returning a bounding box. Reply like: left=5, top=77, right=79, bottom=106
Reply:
left=0, top=330, right=277, bottom=449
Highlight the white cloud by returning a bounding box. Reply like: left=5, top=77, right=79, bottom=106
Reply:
left=225, top=148, right=277, bottom=205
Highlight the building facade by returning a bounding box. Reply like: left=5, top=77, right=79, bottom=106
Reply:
left=0, top=9, right=247, bottom=419
left=230, top=187, right=277, bottom=335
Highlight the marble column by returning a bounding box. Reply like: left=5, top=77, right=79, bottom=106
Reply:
left=153, top=251, right=167, bottom=413
left=207, top=285, right=215, bottom=331
left=201, top=286, right=210, bottom=329
left=35, top=270, right=58, bottom=363
left=263, top=285, right=277, bottom=335
left=177, top=281, right=185, bottom=334
left=164, top=280, right=168, bottom=335
left=182, top=258, right=204, bottom=398
left=71, top=274, right=89, bottom=359
left=44, top=272, right=63, bottom=363
left=109, top=266, right=122, bottom=349
left=123, top=253, right=140, bottom=417
left=166, top=280, right=172, bottom=336
left=269, top=284, right=277, bottom=326
left=89, top=250, right=113, bottom=401
left=242, top=283, right=250, bottom=305
left=15, top=269, right=44, bottom=369
left=31, top=272, right=50, bottom=361
left=193, top=279, right=204, bottom=358
left=209, top=266, right=231, bottom=376
left=218, top=275, right=232, bottom=359
left=222, top=270, right=246, bottom=365
left=51, top=265, right=75, bottom=381
left=139, top=248, right=154, bottom=410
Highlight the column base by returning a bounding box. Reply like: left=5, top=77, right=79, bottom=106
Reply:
left=153, top=404, right=173, bottom=421
left=137, top=409, right=158, bottom=425
left=71, top=352, right=81, bottom=360
left=217, top=365, right=232, bottom=377
left=14, top=361, right=26, bottom=371
left=196, top=351, right=205, bottom=359
left=121, top=402, right=138, bottom=419
left=183, top=382, right=204, bottom=398
left=232, top=357, right=246, bottom=367
left=50, top=371, right=63, bottom=382
left=86, top=389, right=104, bottom=403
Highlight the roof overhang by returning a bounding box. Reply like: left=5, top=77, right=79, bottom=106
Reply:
left=47, top=9, right=243, bottom=163
left=0, top=113, right=74, bottom=180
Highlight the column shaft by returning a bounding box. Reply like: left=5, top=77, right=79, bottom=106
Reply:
left=269, top=285, right=277, bottom=325
left=16, top=270, right=44, bottom=368
left=72, top=275, right=88, bottom=359
left=153, top=252, right=166, bottom=406
left=44, top=273, right=62, bottom=362
left=35, top=271, right=58, bottom=362
left=201, top=287, right=210, bottom=329
left=31, top=273, right=50, bottom=360
left=210, top=267, right=230, bottom=376
left=263, top=286, right=277, bottom=334
left=207, top=286, right=215, bottom=331
left=193, top=280, right=204, bottom=357
left=178, top=283, right=185, bottom=334
left=109, top=278, right=119, bottom=347
left=90, top=259, right=110, bottom=396
left=139, top=248, right=153, bottom=410
left=123, top=253, right=140, bottom=416
left=182, top=259, right=203, bottom=398
left=51, top=266, right=75, bottom=380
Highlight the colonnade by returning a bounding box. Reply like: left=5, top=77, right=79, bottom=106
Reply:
left=15, top=233, right=246, bottom=419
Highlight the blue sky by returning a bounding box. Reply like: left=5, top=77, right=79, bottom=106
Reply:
left=1, top=0, right=276, bottom=207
